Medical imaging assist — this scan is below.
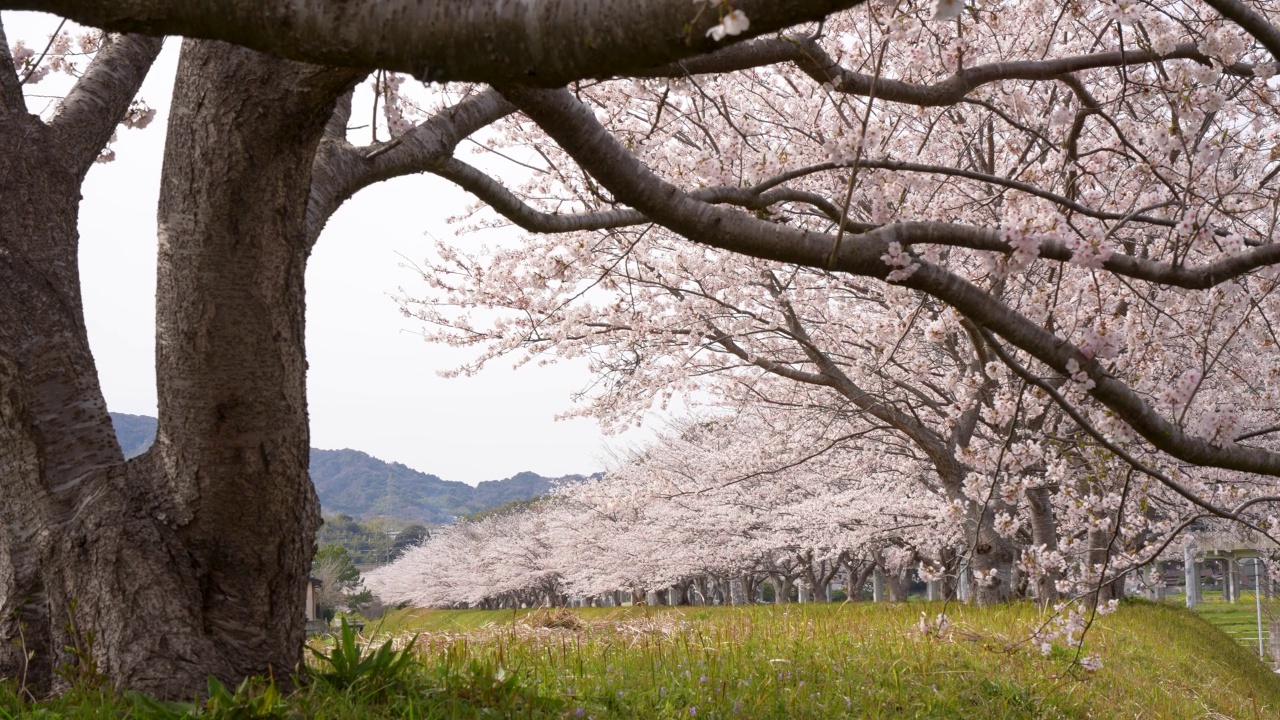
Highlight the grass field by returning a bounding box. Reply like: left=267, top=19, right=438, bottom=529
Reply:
left=4, top=600, right=1279, bottom=719
left=372, top=601, right=1280, bottom=719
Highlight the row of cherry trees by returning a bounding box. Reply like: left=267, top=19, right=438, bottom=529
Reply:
left=373, top=0, right=1280, bottom=610
left=369, top=408, right=952, bottom=608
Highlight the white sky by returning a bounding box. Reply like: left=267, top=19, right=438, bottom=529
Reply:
left=7, top=12, right=650, bottom=484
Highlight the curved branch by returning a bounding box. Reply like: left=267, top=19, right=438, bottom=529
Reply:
left=880, top=222, right=1280, bottom=291
left=903, top=262, right=1280, bottom=475
left=442, top=146, right=1280, bottom=291
left=306, top=88, right=515, bottom=245
left=976, top=325, right=1252, bottom=517
left=641, top=37, right=1254, bottom=105
left=434, top=158, right=876, bottom=234
left=434, top=158, right=649, bottom=232
left=743, top=158, right=1182, bottom=229
left=323, top=86, right=354, bottom=141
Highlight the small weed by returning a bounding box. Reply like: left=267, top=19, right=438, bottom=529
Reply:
left=307, top=617, right=417, bottom=699
left=129, top=676, right=289, bottom=719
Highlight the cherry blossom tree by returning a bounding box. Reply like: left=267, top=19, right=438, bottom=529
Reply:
left=392, top=0, right=1280, bottom=607
left=2, top=1, right=856, bottom=695
left=4, top=0, right=1280, bottom=697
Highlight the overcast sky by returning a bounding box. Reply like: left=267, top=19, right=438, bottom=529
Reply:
left=7, top=12, right=649, bottom=484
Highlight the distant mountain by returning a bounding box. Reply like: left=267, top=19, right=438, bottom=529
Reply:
left=108, top=413, right=585, bottom=522
left=110, top=412, right=158, bottom=459
left=309, top=448, right=588, bottom=523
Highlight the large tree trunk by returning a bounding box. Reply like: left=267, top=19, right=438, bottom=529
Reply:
left=0, top=30, right=171, bottom=695
left=0, top=103, right=125, bottom=696
left=141, top=40, right=357, bottom=696
left=0, top=36, right=358, bottom=699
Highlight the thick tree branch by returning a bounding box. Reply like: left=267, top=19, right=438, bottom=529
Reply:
left=880, top=222, right=1280, bottom=291
left=1202, top=0, right=1280, bottom=63
left=4, top=0, right=864, bottom=86
left=978, top=325, right=1280, bottom=527
left=901, top=262, right=1280, bottom=475
left=323, top=86, right=354, bottom=141
left=441, top=137, right=1280, bottom=291
left=306, top=89, right=514, bottom=245
left=50, top=33, right=163, bottom=175
left=0, top=19, right=26, bottom=115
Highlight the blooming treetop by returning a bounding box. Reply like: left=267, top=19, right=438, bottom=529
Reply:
left=380, top=0, right=1280, bottom=607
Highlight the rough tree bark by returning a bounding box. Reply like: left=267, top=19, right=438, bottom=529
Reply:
left=1025, top=486, right=1060, bottom=605
left=0, top=32, right=360, bottom=698
left=144, top=40, right=358, bottom=696
left=5, top=0, right=866, bottom=86
left=0, top=28, right=164, bottom=694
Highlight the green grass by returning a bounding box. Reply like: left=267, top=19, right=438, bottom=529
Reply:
left=5, top=601, right=1279, bottom=719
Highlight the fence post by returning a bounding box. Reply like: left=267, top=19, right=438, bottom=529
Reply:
left=1185, top=546, right=1199, bottom=610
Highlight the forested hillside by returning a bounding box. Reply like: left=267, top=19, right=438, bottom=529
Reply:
left=310, top=448, right=590, bottom=523
left=109, top=413, right=585, bottom=522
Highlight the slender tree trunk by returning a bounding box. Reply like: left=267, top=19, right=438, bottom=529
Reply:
left=775, top=574, right=794, bottom=604
left=885, top=571, right=911, bottom=602
left=1025, top=486, right=1060, bottom=605
left=848, top=561, right=874, bottom=601
left=938, top=547, right=959, bottom=601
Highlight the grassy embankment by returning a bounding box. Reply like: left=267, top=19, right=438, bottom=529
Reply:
left=4, top=600, right=1278, bottom=719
